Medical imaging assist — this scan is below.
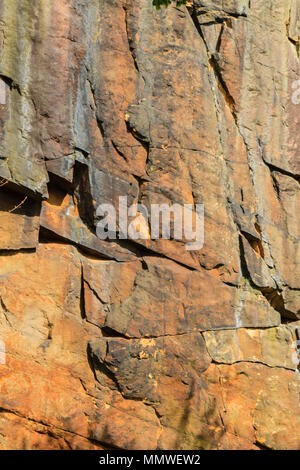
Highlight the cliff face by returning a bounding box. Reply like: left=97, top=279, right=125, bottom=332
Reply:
left=0, top=0, right=299, bottom=450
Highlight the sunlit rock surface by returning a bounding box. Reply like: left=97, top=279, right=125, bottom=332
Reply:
left=0, top=0, right=299, bottom=450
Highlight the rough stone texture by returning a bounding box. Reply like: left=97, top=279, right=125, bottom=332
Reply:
left=0, top=0, right=299, bottom=450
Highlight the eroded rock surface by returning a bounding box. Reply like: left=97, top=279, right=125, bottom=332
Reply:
left=0, top=0, right=299, bottom=450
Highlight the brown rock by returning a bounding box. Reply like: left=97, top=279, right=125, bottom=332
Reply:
left=0, top=188, right=40, bottom=250
left=203, top=326, right=296, bottom=369
left=0, top=0, right=299, bottom=451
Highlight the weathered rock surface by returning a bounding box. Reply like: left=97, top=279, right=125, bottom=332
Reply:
left=0, top=0, right=299, bottom=450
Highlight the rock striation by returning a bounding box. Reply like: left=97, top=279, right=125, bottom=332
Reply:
left=0, top=0, right=299, bottom=450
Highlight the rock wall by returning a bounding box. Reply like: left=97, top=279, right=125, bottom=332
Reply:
left=0, top=0, right=299, bottom=450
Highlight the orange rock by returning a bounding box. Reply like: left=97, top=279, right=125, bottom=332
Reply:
left=0, top=0, right=299, bottom=450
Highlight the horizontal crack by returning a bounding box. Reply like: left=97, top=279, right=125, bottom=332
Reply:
left=211, top=359, right=296, bottom=372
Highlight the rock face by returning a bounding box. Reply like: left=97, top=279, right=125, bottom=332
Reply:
left=0, top=0, right=299, bottom=450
